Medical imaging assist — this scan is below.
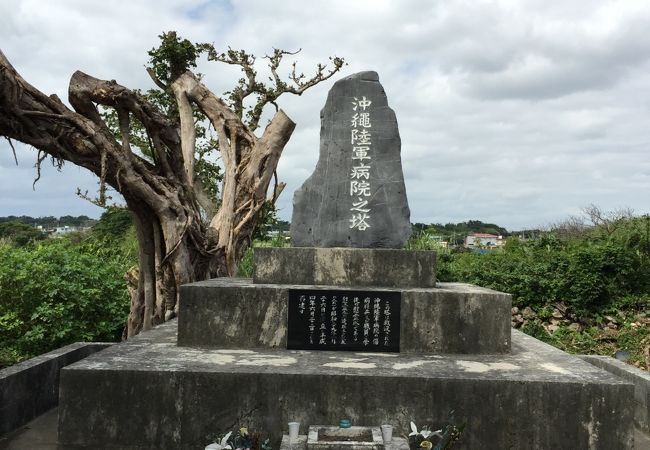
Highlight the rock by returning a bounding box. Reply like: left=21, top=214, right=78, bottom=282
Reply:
left=605, top=315, right=617, bottom=324
left=607, top=322, right=618, bottom=330
left=600, top=327, right=618, bottom=339
left=551, top=309, right=563, bottom=319
left=511, top=306, right=520, bottom=315
left=568, top=322, right=582, bottom=332
left=291, top=71, right=411, bottom=248
left=522, top=307, right=535, bottom=319
left=582, top=317, right=595, bottom=326
left=614, top=350, right=630, bottom=362
left=547, top=324, right=559, bottom=333
left=550, top=318, right=560, bottom=326
left=514, top=314, right=524, bottom=323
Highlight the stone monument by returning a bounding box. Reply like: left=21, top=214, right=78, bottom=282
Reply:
left=291, top=71, right=411, bottom=248
left=57, top=71, right=633, bottom=450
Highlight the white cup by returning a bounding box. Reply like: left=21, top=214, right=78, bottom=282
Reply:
left=381, top=424, right=393, bottom=443
left=288, top=422, right=300, bottom=441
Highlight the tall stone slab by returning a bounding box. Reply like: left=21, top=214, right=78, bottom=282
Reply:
left=291, top=71, right=411, bottom=248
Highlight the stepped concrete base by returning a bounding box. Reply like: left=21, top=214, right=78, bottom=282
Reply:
left=179, top=279, right=511, bottom=354
left=253, top=248, right=437, bottom=288
left=58, top=321, right=634, bottom=450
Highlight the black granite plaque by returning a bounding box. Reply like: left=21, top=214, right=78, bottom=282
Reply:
left=287, top=289, right=400, bottom=352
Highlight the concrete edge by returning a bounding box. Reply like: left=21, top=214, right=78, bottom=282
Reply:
left=0, top=341, right=113, bottom=436
left=579, top=354, right=650, bottom=433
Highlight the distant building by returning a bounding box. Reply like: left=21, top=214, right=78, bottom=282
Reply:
left=50, top=225, right=90, bottom=236
left=53, top=226, right=75, bottom=235
left=464, top=233, right=504, bottom=249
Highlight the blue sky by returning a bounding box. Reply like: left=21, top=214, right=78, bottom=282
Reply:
left=1, top=0, right=649, bottom=230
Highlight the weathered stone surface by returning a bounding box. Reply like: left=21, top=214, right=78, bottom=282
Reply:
left=58, top=321, right=634, bottom=450
left=291, top=71, right=411, bottom=248
left=179, top=279, right=511, bottom=354
left=253, top=247, right=436, bottom=288
left=580, top=354, right=650, bottom=433
left=0, top=341, right=111, bottom=436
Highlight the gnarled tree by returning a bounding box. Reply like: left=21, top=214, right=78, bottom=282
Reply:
left=0, top=32, right=344, bottom=336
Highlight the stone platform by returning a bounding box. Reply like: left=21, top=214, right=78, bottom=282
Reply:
left=58, top=320, right=634, bottom=450
left=179, top=279, right=511, bottom=354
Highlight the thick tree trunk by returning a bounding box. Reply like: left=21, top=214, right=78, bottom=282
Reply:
left=0, top=50, right=295, bottom=337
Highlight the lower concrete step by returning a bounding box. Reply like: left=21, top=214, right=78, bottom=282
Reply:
left=57, top=321, right=634, bottom=450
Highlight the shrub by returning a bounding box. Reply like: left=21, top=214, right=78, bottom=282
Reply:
left=0, top=221, right=45, bottom=246
left=0, top=236, right=132, bottom=366
left=438, top=216, right=650, bottom=316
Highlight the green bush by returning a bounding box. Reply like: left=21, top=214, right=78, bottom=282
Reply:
left=0, top=221, right=45, bottom=246
left=438, top=216, right=650, bottom=315
left=0, top=236, right=133, bottom=367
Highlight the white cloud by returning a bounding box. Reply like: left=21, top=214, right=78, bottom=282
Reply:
left=1, top=0, right=649, bottom=230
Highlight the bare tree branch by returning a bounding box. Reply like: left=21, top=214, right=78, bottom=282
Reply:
left=146, top=67, right=167, bottom=90
left=5, top=137, right=18, bottom=165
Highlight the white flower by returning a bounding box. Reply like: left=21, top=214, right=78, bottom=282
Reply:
left=206, top=431, right=233, bottom=450
left=431, top=429, right=444, bottom=439
left=410, top=423, right=442, bottom=440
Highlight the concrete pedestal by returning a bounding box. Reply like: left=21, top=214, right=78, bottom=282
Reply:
left=57, top=248, right=635, bottom=449
left=58, top=320, right=634, bottom=450
left=179, top=279, right=511, bottom=354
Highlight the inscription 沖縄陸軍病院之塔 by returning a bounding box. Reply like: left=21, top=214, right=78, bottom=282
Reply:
left=349, top=95, right=373, bottom=231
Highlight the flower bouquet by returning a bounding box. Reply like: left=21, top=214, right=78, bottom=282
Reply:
left=205, top=427, right=272, bottom=450
left=407, top=416, right=465, bottom=450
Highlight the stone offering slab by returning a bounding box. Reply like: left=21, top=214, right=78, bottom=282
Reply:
left=280, top=435, right=410, bottom=450
left=307, top=426, right=383, bottom=450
